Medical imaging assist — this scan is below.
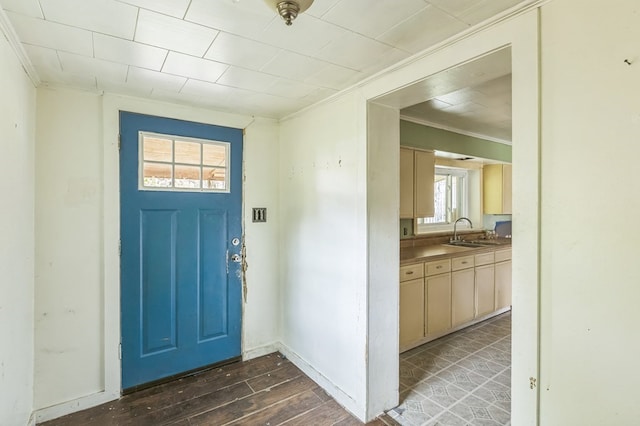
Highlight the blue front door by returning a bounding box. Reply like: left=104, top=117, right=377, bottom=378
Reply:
left=119, top=111, right=243, bottom=390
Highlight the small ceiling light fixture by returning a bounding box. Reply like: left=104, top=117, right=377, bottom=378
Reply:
left=264, top=0, right=314, bottom=26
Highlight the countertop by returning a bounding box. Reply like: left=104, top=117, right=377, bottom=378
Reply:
left=400, top=240, right=512, bottom=265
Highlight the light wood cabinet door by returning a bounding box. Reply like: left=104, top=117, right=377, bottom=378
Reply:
left=399, top=148, right=414, bottom=219
left=452, top=268, right=475, bottom=327
left=475, top=264, right=495, bottom=317
left=495, top=260, right=512, bottom=310
left=400, top=278, right=424, bottom=347
left=414, top=150, right=435, bottom=218
left=483, top=164, right=512, bottom=214
left=425, top=273, right=451, bottom=335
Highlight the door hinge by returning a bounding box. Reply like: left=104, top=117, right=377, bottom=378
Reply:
left=118, top=343, right=122, bottom=360
left=118, top=239, right=121, bottom=257
left=118, top=133, right=121, bottom=150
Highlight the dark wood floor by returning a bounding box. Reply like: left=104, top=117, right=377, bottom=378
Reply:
left=40, top=353, right=398, bottom=426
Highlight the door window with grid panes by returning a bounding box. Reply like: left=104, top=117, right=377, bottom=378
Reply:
left=139, top=132, right=230, bottom=192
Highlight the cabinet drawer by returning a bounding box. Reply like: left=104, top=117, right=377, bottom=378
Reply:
left=475, top=252, right=495, bottom=266
left=425, top=259, right=451, bottom=276
left=400, top=263, right=424, bottom=282
left=451, top=255, right=474, bottom=271
left=495, top=248, right=512, bottom=262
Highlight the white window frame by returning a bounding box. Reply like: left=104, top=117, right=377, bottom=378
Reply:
left=138, top=131, right=231, bottom=193
left=416, top=166, right=469, bottom=233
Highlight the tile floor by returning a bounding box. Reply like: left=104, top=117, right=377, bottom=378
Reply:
left=389, top=312, right=511, bottom=426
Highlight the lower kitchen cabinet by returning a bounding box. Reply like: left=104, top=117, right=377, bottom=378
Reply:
left=452, top=268, right=475, bottom=327
left=495, top=259, right=512, bottom=310
left=425, top=273, right=451, bottom=335
left=400, top=278, right=424, bottom=348
left=475, top=264, right=495, bottom=317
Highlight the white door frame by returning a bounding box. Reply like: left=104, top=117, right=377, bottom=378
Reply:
left=363, top=7, right=541, bottom=424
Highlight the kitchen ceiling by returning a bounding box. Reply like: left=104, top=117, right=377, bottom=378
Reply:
left=0, top=0, right=525, bottom=123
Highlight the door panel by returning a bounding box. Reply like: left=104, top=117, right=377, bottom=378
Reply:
left=120, top=111, right=243, bottom=390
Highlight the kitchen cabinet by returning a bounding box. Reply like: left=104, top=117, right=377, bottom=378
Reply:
left=483, top=164, right=512, bottom=214
left=425, top=273, right=451, bottom=335
left=400, top=278, right=424, bottom=347
left=399, top=147, right=435, bottom=219
left=475, top=264, right=495, bottom=317
left=399, top=148, right=414, bottom=219
left=451, top=255, right=475, bottom=327
left=399, top=246, right=511, bottom=352
left=414, top=150, right=435, bottom=218
left=494, top=248, right=512, bottom=310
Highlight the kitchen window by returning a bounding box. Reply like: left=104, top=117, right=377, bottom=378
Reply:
left=416, top=167, right=469, bottom=232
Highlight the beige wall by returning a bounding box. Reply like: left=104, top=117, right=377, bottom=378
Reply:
left=0, top=23, right=36, bottom=426
left=539, top=0, right=640, bottom=423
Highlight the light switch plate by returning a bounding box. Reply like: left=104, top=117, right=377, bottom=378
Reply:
left=252, top=207, right=267, bottom=223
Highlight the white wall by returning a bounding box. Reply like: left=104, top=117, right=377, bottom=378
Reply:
left=34, top=89, right=105, bottom=409
left=0, top=21, right=36, bottom=426
left=279, top=93, right=369, bottom=419
left=33, top=88, right=281, bottom=420
left=539, top=0, right=640, bottom=423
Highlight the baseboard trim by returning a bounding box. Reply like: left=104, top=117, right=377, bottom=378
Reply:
left=27, top=411, right=36, bottom=426
left=276, top=342, right=365, bottom=421
left=35, top=390, right=120, bottom=423
left=242, top=342, right=280, bottom=361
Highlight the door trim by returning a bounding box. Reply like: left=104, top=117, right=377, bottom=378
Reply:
left=102, top=96, right=254, bottom=398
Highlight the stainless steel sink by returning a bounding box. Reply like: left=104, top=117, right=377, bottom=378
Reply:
left=445, top=241, right=487, bottom=248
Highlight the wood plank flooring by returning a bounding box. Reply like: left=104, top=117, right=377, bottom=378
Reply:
left=39, top=353, right=398, bottom=426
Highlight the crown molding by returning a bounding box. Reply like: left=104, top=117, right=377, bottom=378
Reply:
left=0, top=8, right=40, bottom=87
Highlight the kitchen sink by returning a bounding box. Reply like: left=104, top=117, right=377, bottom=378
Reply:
left=446, top=239, right=509, bottom=248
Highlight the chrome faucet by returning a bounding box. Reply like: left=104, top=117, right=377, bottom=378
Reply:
left=451, top=217, right=473, bottom=242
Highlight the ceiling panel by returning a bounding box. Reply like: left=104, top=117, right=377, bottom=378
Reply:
left=377, top=5, right=467, bottom=53
left=39, top=0, right=137, bottom=39
left=7, top=11, right=93, bottom=56
left=205, top=32, right=281, bottom=71
left=114, top=0, right=190, bottom=18
left=127, top=66, right=187, bottom=93
left=162, top=51, right=228, bottom=83
left=322, top=0, right=427, bottom=39
left=0, top=0, right=42, bottom=18
left=94, top=33, right=168, bottom=71
left=1, top=0, right=530, bottom=128
left=135, top=9, right=219, bottom=57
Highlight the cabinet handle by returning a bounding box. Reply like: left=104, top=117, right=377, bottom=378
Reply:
left=406, top=271, right=414, bottom=275
left=462, top=261, right=468, bottom=264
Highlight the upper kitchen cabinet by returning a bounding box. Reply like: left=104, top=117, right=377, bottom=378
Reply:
left=400, top=147, right=435, bottom=219
left=483, top=164, right=512, bottom=214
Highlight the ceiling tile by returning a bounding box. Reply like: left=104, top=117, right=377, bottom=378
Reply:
left=39, top=0, right=138, bottom=39
left=305, top=62, right=362, bottom=90
left=0, top=0, right=43, bottom=18
left=217, top=66, right=279, bottom=92
left=314, top=30, right=393, bottom=71
left=264, top=79, right=318, bottom=98
left=135, top=9, right=219, bottom=57
left=97, top=77, right=153, bottom=97
left=162, top=51, right=228, bottom=83
left=322, top=0, right=427, bottom=39
left=127, top=66, right=187, bottom=92
left=58, top=51, right=129, bottom=82
left=260, top=50, right=325, bottom=81
left=305, top=0, right=341, bottom=18
left=114, top=0, right=191, bottom=18
left=22, top=44, right=62, bottom=72
left=6, top=12, right=93, bottom=56
left=35, top=65, right=97, bottom=90
left=377, top=5, right=467, bottom=53
left=94, top=34, right=168, bottom=71
left=185, top=0, right=275, bottom=38
left=179, top=79, right=260, bottom=114
left=204, top=32, right=280, bottom=71
left=429, top=0, right=524, bottom=25
left=257, top=14, right=345, bottom=57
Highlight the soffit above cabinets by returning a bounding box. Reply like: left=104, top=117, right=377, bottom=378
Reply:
left=0, top=0, right=527, bottom=119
